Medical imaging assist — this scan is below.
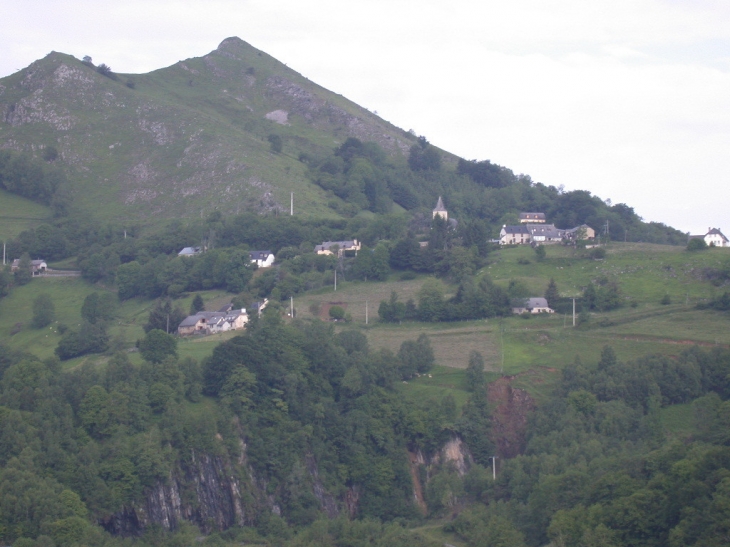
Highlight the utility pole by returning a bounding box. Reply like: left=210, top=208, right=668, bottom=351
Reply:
left=365, top=300, right=369, bottom=325
left=2, top=242, right=5, bottom=266
left=290, top=192, right=293, bottom=216
left=290, top=296, right=294, bottom=318
left=334, top=269, right=337, bottom=291
left=572, top=298, right=576, bottom=327
left=490, top=456, right=497, bottom=480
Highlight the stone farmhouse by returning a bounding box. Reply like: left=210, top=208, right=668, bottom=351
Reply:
left=500, top=212, right=596, bottom=246
left=178, top=307, right=248, bottom=336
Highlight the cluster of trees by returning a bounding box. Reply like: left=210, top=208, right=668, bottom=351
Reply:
left=441, top=345, right=730, bottom=547
left=55, top=292, right=117, bottom=360
left=379, top=276, right=510, bottom=323
left=0, top=310, right=489, bottom=546
left=0, top=149, right=69, bottom=208
left=304, top=137, right=686, bottom=249
left=0, top=340, right=204, bottom=546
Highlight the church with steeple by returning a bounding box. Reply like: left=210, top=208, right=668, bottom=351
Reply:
left=433, top=196, right=448, bottom=221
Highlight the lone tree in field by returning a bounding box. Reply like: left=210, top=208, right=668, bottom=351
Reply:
left=328, top=305, right=345, bottom=321
left=466, top=350, right=486, bottom=392
left=544, top=279, right=560, bottom=309
left=138, top=329, right=178, bottom=363
left=32, top=293, right=55, bottom=329
left=190, top=294, right=205, bottom=315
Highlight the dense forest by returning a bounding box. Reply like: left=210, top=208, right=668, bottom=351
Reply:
left=2, top=307, right=730, bottom=546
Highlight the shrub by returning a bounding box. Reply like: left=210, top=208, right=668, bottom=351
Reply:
left=687, top=238, right=708, bottom=251
left=590, top=247, right=606, bottom=259
left=660, top=294, right=671, bottom=305
left=329, top=305, right=345, bottom=321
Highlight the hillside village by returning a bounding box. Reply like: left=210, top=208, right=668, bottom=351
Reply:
left=2, top=38, right=730, bottom=547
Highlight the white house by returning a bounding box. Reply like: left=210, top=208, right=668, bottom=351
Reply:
left=512, top=297, right=555, bottom=315
left=690, top=228, right=730, bottom=247
left=249, top=250, right=275, bottom=268
left=499, top=225, right=531, bottom=245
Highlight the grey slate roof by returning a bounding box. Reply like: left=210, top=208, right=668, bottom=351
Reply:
left=249, top=250, right=272, bottom=261
left=525, top=297, right=550, bottom=309
left=502, top=225, right=531, bottom=235
left=527, top=224, right=563, bottom=239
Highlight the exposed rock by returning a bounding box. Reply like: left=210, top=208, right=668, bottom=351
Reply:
left=265, top=109, right=289, bottom=125
left=102, top=451, right=250, bottom=536
left=488, top=377, right=536, bottom=459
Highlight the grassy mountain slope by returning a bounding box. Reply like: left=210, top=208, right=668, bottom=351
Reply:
left=0, top=38, right=418, bottom=224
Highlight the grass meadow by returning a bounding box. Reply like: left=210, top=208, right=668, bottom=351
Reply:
left=1, top=242, right=728, bottom=407
left=0, top=188, right=52, bottom=242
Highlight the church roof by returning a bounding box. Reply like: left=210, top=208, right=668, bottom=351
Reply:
left=433, top=196, right=446, bottom=212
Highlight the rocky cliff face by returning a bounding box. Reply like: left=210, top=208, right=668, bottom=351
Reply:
left=102, top=450, right=253, bottom=535
left=408, top=436, right=475, bottom=514
left=103, top=434, right=476, bottom=535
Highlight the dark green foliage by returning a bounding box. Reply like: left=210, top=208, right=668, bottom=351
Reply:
left=328, top=305, right=345, bottom=320
left=466, top=351, right=486, bottom=392
left=31, top=293, right=54, bottom=329
left=590, top=246, right=607, bottom=259
left=0, top=149, right=67, bottom=205
left=687, top=238, right=708, bottom=251
left=534, top=244, right=546, bottom=261
left=408, top=137, right=441, bottom=172
left=80, top=292, right=116, bottom=324
left=268, top=134, right=283, bottom=153
left=14, top=253, right=33, bottom=286
left=397, top=334, right=435, bottom=378
left=190, top=294, right=205, bottom=315
left=144, top=298, right=186, bottom=334
left=545, top=278, right=560, bottom=309
left=660, top=293, right=671, bottom=305
left=95, top=63, right=117, bottom=80
left=55, top=322, right=109, bottom=360
left=378, top=291, right=414, bottom=323
left=583, top=279, right=621, bottom=311
left=698, top=291, right=730, bottom=311
left=457, top=158, right=512, bottom=188
left=42, top=146, right=58, bottom=162
left=138, top=330, right=178, bottom=363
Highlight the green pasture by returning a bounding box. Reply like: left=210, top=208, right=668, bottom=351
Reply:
left=2, top=242, right=729, bottom=403
left=0, top=188, right=52, bottom=241
left=0, top=278, right=232, bottom=363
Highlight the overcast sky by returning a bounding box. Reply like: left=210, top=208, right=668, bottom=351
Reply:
left=3, top=0, right=730, bottom=235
